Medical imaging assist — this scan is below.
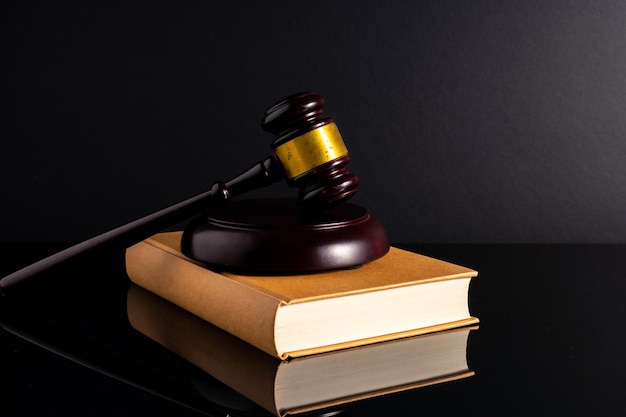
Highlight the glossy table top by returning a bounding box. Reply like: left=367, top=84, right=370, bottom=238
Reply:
left=2, top=242, right=625, bottom=416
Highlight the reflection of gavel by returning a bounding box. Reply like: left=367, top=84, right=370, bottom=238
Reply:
left=0, top=92, right=359, bottom=293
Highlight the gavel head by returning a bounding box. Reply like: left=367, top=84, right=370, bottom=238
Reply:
left=262, top=92, right=359, bottom=210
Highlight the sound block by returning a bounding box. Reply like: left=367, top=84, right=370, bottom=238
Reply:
left=181, top=198, right=389, bottom=274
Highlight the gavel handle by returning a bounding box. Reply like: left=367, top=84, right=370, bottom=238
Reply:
left=0, top=157, right=283, bottom=295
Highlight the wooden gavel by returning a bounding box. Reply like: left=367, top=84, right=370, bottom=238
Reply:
left=203, top=91, right=358, bottom=209
left=0, top=92, right=359, bottom=293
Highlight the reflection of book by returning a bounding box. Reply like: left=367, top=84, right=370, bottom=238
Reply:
left=125, top=232, right=478, bottom=359
left=127, top=285, right=477, bottom=417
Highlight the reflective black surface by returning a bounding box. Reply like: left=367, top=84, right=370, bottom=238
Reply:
left=2, top=242, right=625, bottom=416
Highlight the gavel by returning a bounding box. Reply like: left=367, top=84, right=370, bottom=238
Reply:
left=0, top=92, right=359, bottom=293
left=205, top=91, right=358, bottom=210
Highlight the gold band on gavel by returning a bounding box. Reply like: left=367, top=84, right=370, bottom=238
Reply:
left=272, top=122, right=348, bottom=180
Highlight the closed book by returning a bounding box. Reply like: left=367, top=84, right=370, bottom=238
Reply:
left=127, top=284, right=477, bottom=417
left=125, top=231, right=478, bottom=359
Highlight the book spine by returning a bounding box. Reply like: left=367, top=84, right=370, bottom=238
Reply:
left=125, top=240, right=282, bottom=358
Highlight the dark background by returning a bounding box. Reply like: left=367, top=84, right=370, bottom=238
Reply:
left=3, top=1, right=626, bottom=244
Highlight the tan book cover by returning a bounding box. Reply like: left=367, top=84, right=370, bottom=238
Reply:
left=127, top=284, right=477, bottom=417
left=125, top=231, right=478, bottom=359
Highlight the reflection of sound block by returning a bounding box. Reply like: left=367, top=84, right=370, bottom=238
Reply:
left=181, top=198, right=389, bottom=274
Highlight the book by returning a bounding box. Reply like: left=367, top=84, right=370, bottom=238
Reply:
left=127, top=284, right=477, bottom=417
left=125, top=231, right=478, bottom=359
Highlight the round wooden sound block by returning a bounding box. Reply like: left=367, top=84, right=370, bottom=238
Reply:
left=181, top=198, right=389, bottom=274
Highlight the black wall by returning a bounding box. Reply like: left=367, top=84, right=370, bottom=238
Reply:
left=4, top=1, right=626, bottom=243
